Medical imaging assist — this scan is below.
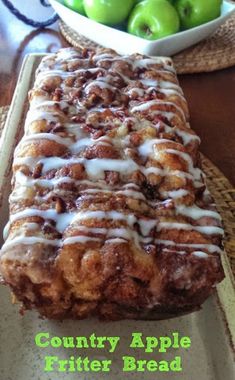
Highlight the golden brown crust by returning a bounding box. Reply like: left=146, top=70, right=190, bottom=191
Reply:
left=0, top=47, right=224, bottom=320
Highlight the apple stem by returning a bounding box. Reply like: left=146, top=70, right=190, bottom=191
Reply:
left=141, top=25, right=152, bottom=37
left=183, top=4, right=192, bottom=17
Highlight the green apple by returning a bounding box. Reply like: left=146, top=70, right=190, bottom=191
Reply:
left=128, top=0, right=180, bottom=40
left=64, top=0, right=86, bottom=15
left=84, top=0, right=135, bottom=25
left=135, top=0, right=175, bottom=4
left=174, top=0, right=222, bottom=30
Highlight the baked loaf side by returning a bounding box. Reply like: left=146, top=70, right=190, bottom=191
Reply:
left=0, top=48, right=224, bottom=320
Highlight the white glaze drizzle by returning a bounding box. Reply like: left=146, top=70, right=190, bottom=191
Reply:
left=176, top=205, right=221, bottom=221
left=192, top=251, right=209, bottom=259
left=62, top=236, right=101, bottom=245
left=85, top=79, right=117, bottom=93
left=1, top=48, right=223, bottom=262
left=157, top=222, right=223, bottom=235
left=155, top=240, right=222, bottom=254
left=1, top=236, right=60, bottom=252
left=9, top=208, right=77, bottom=233
left=131, top=100, right=186, bottom=121
left=160, top=189, right=189, bottom=199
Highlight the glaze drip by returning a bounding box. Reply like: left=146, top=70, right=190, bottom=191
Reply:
left=1, top=47, right=223, bottom=263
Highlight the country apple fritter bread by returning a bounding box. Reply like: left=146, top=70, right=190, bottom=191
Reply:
left=0, top=48, right=224, bottom=320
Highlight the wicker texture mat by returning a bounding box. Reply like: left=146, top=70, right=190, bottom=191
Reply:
left=0, top=106, right=9, bottom=134
left=59, top=12, right=235, bottom=74
left=0, top=106, right=234, bottom=276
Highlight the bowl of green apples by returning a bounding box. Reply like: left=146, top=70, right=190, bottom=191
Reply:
left=49, top=0, right=235, bottom=55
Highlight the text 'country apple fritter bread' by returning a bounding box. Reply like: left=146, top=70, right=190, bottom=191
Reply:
left=0, top=48, right=224, bottom=320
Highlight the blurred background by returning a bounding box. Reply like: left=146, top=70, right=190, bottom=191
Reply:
left=0, top=0, right=67, bottom=105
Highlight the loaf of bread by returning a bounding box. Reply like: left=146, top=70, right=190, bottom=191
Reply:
left=0, top=48, right=224, bottom=320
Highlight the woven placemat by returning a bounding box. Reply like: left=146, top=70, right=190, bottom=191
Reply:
left=0, top=106, right=8, bottom=134
left=59, top=11, right=235, bottom=74
left=0, top=106, right=234, bottom=276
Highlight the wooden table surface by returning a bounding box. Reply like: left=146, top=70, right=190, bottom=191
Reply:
left=0, top=1, right=235, bottom=185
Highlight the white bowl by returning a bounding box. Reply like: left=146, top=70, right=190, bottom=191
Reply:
left=50, top=0, right=235, bottom=56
